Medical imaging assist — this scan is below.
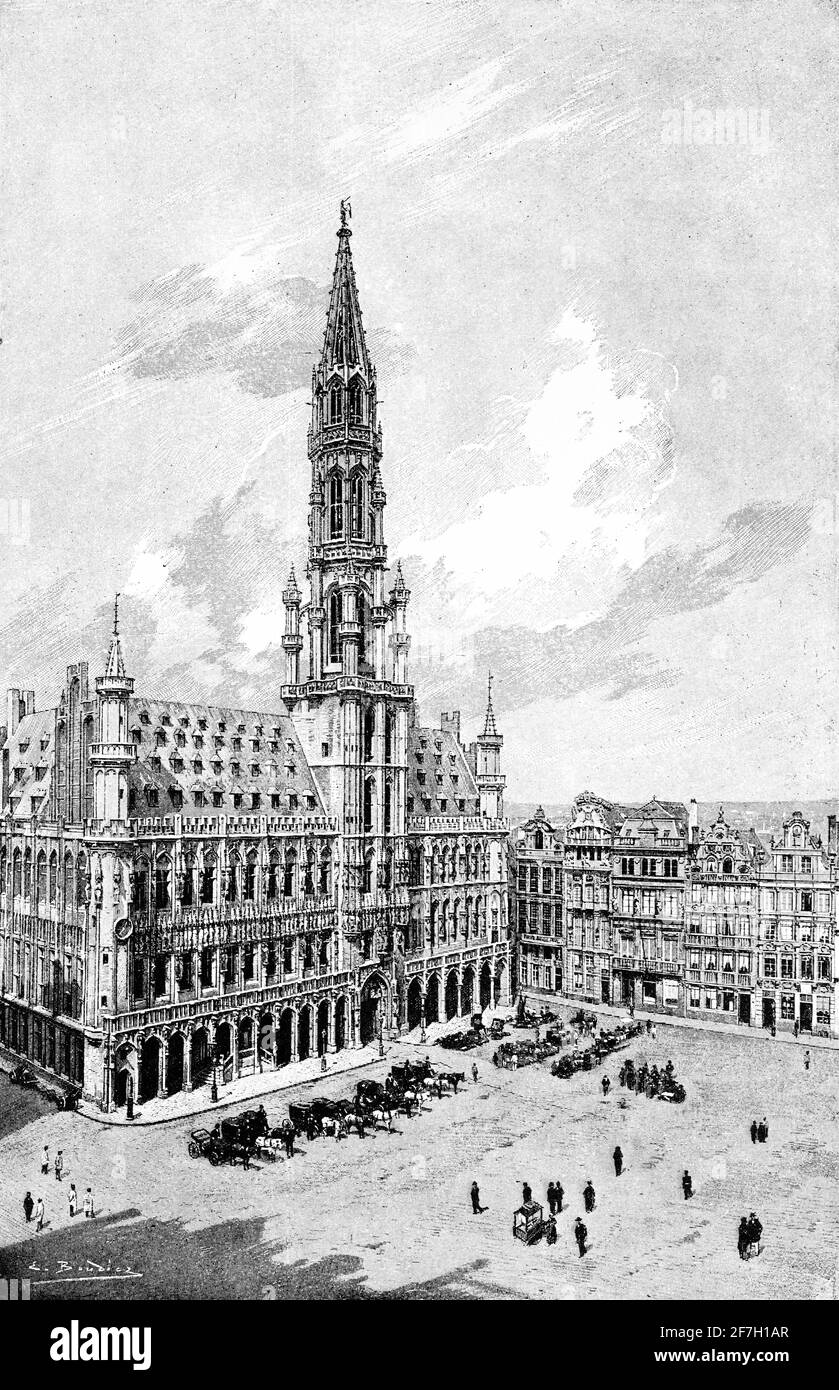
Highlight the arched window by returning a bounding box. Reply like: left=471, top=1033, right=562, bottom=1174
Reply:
left=384, top=780, right=392, bottom=834
left=348, top=379, right=363, bottom=425
left=329, top=382, right=343, bottom=424
left=329, top=473, right=344, bottom=538
left=244, top=850, right=258, bottom=902
left=12, top=848, right=21, bottom=897
left=431, top=847, right=440, bottom=884
left=283, top=849, right=297, bottom=898
left=267, top=852, right=279, bottom=901
left=363, top=706, right=375, bottom=762
left=534, top=829, right=544, bottom=850
left=328, top=590, right=342, bottom=665
left=49, top=851, right=57, bottom=903
left=23, top=847, right=32, bottom=899
left=154, top=856, right=170, bottom=910
left=722, top=857, right=733, bottom=876
left=319, top=849, right=331, bottom=896
left=304, top=850, right=315, bottom=896
left=441, top=900, right=449, bottom=943
left=63, top=852, right=74, bottom=907
left=384, top=711, right=394, bottom=764
left=363, top=849, right=374, bottom=895
left=363, top=777, right=375, bottom=834
left=201, top=854, right=215, bottom=905
left=350, top=472, right=365, bottom=537
left=76, top=852, right=88, bottom=907
left=181, top=855, right=195, bottom=906
left=357, top=591, right=367, bottom=666
left=226, top=853, right=239, bottom=903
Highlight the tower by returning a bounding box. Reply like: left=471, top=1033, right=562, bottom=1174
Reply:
left=282, top=207, right=412, bottom=977
left=89, top=595, right=136, bottom=825
left=475, top=673, right=505, bottom=820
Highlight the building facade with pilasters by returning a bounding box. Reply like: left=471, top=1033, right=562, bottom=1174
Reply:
left=0, top=212, right=511, bottom=1109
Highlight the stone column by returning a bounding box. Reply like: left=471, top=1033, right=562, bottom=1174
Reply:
left=183, top=1024, right=193, bottom=1092
left=231, top=1020, right=239, bottom=1077
left=327, top=998, right=336, bottom=1052
left=290, top=1011, right=299, bottom=1063
left=157, top=1036, right=167, bottom=1099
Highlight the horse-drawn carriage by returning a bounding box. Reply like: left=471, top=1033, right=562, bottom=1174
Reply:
left=513, top=1200, right=547, bottom=1245
left=488, top=1018, right=508, bottom=1041
left=187, top=1123, right=252, bottom=1166
left=9, top=1064, right=38, bottom=1088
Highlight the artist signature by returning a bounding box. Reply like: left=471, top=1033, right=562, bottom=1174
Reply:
left=26, top=1259, right=143, bottom=1283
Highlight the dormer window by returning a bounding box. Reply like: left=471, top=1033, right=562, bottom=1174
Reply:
left=233, top=793, right=243, bottom=809
left=289, top=793, right=299, bottom=811
left=180, top=716, right=190, bottom=727
left=417, top=771, right=426, bottom=785
left=155, top=730, right=166, bottom=747
left=140, top=711, right=151, bottom=725
left=213, top=791, right=223, bottom=808
left=162, top=714, right=172, bottom=727
left=452, top=774, right=459, bottom=786
left=212, top=759, right=222, bottom=775
left=40, top=737, right=49, bottom=751
left=251, top=763, right=260, bottom=778
left=238, top=723, right=245, bottom=734
left=269, top=740, right=278, bottom=754
left=171, top=756, right=184, bottom=773
left=416, top=752, right=424, bottom=764
left=146, top=787, right=159, bottom=808
left=232, top=737, right=242, bottom=751
left=170, top=788, right=183, bottom=808
left=251, top=792, right=261, bottom=809
left=214, top=736, right=225, bottom=749
left=149, top=756, right=161, bottom=772
left=231, top=761, right=241, bottom=777
left=440, top=799, right=447, bottom=812
left=218, top=720, right=226, bottom=733
left=193, top=758, right=203, bottom=774
left=198, top=717, right=207, bottom=730
left=18, top=740, right=29, bottom=754
left=194, top=790, right=205, bottom=807
left=271, top=794, right=281, bottom=809
left=251, top=739, right=260, bottom=752
left=176, top=731, right=186, bottom=747
left=193, top=734, right=204, bottom=749
left=131, top=728, right=141, bottom=745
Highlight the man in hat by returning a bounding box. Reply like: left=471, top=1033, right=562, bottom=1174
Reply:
left=23, top=1191, right=33, bottom=1224
left=470, top=1181, right=482, bottom=1215
left=750, top=1119, right=758, bottom=1144
left=613, top=1145, right=623, bottom=1177
left=555, top=1179, right=564, bottom=1213
left=574, top=1216, right=588, bottom=1257
left=34, top=1196, right=45, bottom=1232
left=737, top=1215, right=749, bottom=1259
left=40, top=1144, right=49, bottom=1175
left=682, top=1170, right=693, bottom=1200
left=54, top=1150, right=63, bottom=1182
left=583, top=1180, right=596, bottom=1213
left=546, top=1181, right=557, bottom=1215
left=521, top=1180, right=532, bottom=1207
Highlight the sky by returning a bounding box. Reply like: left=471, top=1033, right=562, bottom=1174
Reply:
left=0, top=0, right=836, bottom=802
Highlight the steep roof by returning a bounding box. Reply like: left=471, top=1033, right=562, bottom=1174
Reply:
left=407, top=723, right=480, bottom=819
left=2, top=709, right=55, bottom=817
left=128, top=698, right=324, bottom=821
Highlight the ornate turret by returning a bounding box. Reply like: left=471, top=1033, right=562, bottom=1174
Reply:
left=89, top=595, right=137, bottom=825
left=282, top=565, right=303, bottom=685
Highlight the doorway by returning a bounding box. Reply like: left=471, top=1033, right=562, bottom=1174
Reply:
left=738, top=993, right=751, bottom=1025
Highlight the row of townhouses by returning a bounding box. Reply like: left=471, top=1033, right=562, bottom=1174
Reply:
left=512, top=793, right=839, bottom=1037
left=0, top=212, right=512, bottom=1110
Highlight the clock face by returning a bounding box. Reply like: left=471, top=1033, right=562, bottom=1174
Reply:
left=114, top=919, right=133, bottom=944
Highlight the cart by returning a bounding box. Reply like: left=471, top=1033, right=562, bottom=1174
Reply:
left=187, top=1127, right=213, bottom=1158
left=513, top=1200, right=545, bottom=1245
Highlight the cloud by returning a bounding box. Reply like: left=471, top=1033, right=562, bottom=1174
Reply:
left=111, top=261, right=416, bottom=398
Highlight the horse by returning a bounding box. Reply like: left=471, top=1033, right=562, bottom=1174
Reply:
left=343, top=1111, right=367, bottom=1138
left=368, top=1106, right=394, bottom=1133
left=320, top=1114, right=345, bottom=1140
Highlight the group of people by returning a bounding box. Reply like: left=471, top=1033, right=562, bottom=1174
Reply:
left=737, top=1212, right=763, bottom=1259
left=617, top=1057, right=681, bottom=1100
left=23, top=1144, right=95, bottom=1232
left=749, top=1117, right=769, bottom=1145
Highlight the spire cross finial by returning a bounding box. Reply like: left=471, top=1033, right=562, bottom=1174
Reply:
left=113, top=592, right=120, bottom=636
left=340, top=197, right=352, bottom=229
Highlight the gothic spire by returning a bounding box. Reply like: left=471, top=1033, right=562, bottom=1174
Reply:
left=483, top=671, right=498, bottom=737
left=320, top=202, right=371, bottom=377
left=103, top=592, right=127, bottom=680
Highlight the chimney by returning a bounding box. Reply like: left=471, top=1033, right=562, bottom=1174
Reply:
left=689, top=797, right=699, bottom=845
left=828, top=814, right=838, bottom=856
left=6, top=688, right=21, bottom=739
left=441, top=710, right=461, bottom=743
left=23, top=690, right=35, bottom=716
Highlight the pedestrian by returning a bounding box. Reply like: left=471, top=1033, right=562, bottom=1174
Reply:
left=54, top=1150, right=63, bottom=1182
left=511, top=1052, right=518, bottom=1072
left=804, top=1050, right=811, bottom=1071
left=68, top=1183, right=78, bottom=1218
left=757, top=1119, right=766, bottom=1144
left=646, top=1019, right=652, bottom=1035
left=470, top=1181, right=482, bottom=1215
left=492, top=1051, right=498, bottom=1067
left=738, top=1216, right=749, bottom=1260
left=651, top=1023, right=657, bottom=1041
left=762, top=1117, right=769, bottom=1141
left=793, top=1019, right=799, bottom=1039
left=41, top=1144, right=50, bottom=1175
left=682, top=1170, right=693, bottom=1200
left=545, top=1214, right=557, bottom=1245
left=601, top=1075, right=610, bottom=1097
left=320, top=1053, right=327, bottom=1073
left=555, top=1180, right=564, bottom=1214
left=750, top=1119, right=758, bottom=1144
left=583, top=1180, right=596, bottom=1213
left=574, top=1216, right=588, bottom=1257
left=547, top=1181, right=556, bottom=1215
left=35, top=1196, right=45, bottom=1232
left=23, top=1191, right=33, bottom=1224
left=521, top=1180, right=532, bottom=1207
left=83, top=1188, right=94, bottom=1219
left=747, top=1211, right=763, bottom=1255
left=242, top=1146, right=250, bottom=1171
left=613, top=1146, right=623, bottom=1177
left=472, top=1062, right=479, bottom=1084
